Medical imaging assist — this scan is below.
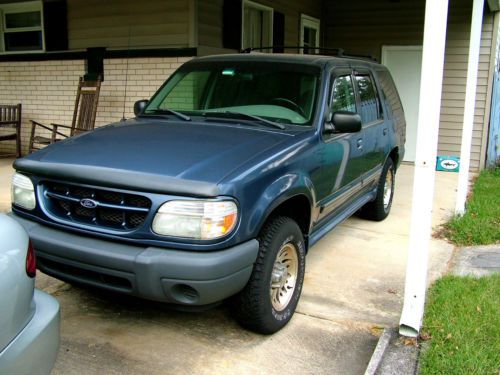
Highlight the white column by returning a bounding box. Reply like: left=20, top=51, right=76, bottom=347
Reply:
left=399, top=0, right=449, bottom=338
left=455, top=0, right=485, bottom=215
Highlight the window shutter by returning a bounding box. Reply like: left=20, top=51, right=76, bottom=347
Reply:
left=223, top=0, right=242, bottom=50
left=43, top=0, right=68, bottom=51
left=273, top=11, right=285, bottom=53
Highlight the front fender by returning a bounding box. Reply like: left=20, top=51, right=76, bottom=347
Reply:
left=244, top=172, right=316, bottom=239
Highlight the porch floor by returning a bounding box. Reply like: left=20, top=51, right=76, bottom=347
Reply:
left=0, top=158, right=457, bottom=374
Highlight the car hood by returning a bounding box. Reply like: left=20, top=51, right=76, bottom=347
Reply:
left=14, top=118, right=292, bottom=196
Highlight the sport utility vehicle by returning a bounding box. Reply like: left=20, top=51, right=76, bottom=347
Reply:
left=11, top=53, right=405, bottom=334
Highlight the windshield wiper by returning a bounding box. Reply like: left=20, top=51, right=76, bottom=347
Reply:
left=145, top=108, right=191, bottom=121
left=204, top=111, right=285, bottom=130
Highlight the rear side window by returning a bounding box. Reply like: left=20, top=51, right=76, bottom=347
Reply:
left=354, top=73, right=382, bottom=124
left=331, top=75, right=356, bottom=113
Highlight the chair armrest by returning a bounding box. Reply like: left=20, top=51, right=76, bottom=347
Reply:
left=50, top=123, right=72, bottom=130
left=30, top=120, right=55, bottom=132
left=31, top=120, right=68, bottom=139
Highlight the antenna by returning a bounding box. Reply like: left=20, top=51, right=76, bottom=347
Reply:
left=121, top=25, right=132, bottom=121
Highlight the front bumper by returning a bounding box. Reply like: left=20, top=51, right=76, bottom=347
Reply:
left=0, top=290, right=60, bottom=375
left=11, top=213, right=259, bottom=306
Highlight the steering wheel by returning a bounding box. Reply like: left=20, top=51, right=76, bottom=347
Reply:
left=270, top=97, right=306, bottom=118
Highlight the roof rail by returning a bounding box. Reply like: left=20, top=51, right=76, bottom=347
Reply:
left=240, top=46, right=378, bottom=62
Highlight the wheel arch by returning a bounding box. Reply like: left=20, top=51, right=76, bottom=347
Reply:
left=263, top=194, right=311, bottom=234
left=388, top=146, right=400, bottom=170
left=256, top=192, right=313, bottom=251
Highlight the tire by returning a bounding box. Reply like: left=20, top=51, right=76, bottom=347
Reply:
left=360, top=158, right=395, bottom=221
left=234, top=216, right=306, bottom=334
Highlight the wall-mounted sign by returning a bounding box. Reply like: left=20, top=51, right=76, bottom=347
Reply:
left=436, top=156, right=460, bottom=172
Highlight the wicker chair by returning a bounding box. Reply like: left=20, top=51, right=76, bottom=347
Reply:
left=29, top=76, right=101, bottom=153
left=0, top=103, right=22, bottom=158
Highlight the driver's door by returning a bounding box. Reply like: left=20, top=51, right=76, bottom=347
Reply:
left=316, top=69, right=365, bottom=222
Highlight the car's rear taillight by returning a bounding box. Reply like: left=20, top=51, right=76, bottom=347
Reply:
left=26, top=240, right=36, bottom=278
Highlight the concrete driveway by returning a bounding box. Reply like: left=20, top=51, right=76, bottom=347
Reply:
left=0, top=158, right=456, bottom=374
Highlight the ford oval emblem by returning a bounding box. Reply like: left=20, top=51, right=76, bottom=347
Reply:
left=80, top=198, right=98, bottom=209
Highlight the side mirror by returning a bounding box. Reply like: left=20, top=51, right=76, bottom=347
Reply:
left=134, top=100, right=149, bottom=116
left=331, top=111, right=362, bottom=133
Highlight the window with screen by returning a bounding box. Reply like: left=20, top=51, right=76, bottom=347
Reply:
left=0, top=1, right=44, bottom=53
left=355, top=74, right=382, bottom=124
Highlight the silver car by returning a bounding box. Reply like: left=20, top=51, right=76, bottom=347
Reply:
left=0, top=214, right=60, bottom=375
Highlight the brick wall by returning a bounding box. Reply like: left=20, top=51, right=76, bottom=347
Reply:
left=0, top=57, right=190, bottom=156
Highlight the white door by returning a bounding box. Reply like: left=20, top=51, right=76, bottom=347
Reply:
left=382, top=46, right=423, bottom=162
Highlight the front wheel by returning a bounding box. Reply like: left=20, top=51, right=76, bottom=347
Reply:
left=234, top=216, right=306, bottom=334
left=360, top=158, right=395, bottom=221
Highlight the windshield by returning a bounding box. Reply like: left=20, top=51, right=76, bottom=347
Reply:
left=144, top=61, right=321, bottom=126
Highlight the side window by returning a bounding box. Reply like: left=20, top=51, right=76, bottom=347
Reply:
left=331, top=75, right=356, bottom=113
left=354, top=73, right=383, bottom=124
left=0, top=2, right=45, bottom=53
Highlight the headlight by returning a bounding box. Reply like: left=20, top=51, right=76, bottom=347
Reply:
left=152, top=200, right=238, bottom=240
left=11, top=173, right=36, bottom=210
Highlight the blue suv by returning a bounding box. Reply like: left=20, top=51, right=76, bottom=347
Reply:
left=11, top=53, right=405, bottom=334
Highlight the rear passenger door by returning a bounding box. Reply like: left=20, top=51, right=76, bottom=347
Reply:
left=352, top=69, right=386, bottom=184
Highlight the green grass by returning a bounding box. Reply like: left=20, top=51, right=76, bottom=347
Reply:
left=444, top=168, right=500, bottom=246
left=420, top=275, right=500, bottom=375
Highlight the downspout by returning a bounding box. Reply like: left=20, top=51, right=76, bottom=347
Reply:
left=455, top=0, right=485, bottom=215
left=399, top=0, right=449, bottom=338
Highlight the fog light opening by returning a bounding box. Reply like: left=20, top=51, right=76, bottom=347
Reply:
left=171, top=284, right=200, bottom=304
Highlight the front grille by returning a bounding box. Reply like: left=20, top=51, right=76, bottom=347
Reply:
left=42, top=181, right=152, bottom=231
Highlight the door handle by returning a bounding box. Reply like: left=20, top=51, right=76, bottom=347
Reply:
left=357, top=138, right=363, bottom=150
left=383, top=128, right=388, bottom=136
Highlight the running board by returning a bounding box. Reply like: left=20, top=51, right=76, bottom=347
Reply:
left=308, top=191, right=376, bottom=248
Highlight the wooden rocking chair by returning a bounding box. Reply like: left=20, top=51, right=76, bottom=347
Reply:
left=29, top=76, right=102, bottom=153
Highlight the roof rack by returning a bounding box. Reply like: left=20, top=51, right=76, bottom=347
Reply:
left=240, top=46, right=378, bottom=63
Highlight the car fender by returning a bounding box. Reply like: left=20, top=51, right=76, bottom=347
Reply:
left=245, top=172, right=316, bottom=239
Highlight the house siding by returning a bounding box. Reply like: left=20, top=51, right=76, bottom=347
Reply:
left=197, top=0, right=322, bottom=53
left=67, top=0, right=191, bottom=50
left=0, top=57, right=190, bottom=155
left=440, top=9, right=495, bottom=170
left=325, top=0, right=496, bottom=170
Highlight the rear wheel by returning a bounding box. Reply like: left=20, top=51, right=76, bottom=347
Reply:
left=360, top=158, right=395, bottom=221
left=235, top=216, right=305, bottom=334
